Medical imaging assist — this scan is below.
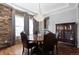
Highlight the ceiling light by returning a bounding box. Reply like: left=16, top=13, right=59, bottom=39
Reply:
left=34, top=3, right=44, bottom=22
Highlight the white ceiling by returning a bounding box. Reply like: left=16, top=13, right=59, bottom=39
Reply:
left=6, top=3, right=68, bottom=15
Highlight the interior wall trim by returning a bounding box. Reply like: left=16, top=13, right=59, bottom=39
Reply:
left=44, top=6, right=77, bottom=17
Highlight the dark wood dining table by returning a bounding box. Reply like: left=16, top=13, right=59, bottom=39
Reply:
left=28, top=32, right=58, bottom=54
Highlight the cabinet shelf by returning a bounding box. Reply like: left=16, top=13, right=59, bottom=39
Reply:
left=56, top=22, right=77, bottom=47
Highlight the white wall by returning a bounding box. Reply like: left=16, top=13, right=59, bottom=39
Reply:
left=48, top=8, right=76, bottom=33
left=76, top=5, right=79, bottom=48
left=48, top=4, right=79, bottom=48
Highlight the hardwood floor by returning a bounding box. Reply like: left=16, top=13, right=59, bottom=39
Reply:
left=58, top=43, right=79, bottom=55
left=0, top=43, right=22, bottom=55
left=0, top=42, right=79, bottom=55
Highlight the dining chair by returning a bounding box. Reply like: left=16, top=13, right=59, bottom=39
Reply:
left=20, top=32, right=37, bottom=55
left=42, top=32, right=58, bottom=55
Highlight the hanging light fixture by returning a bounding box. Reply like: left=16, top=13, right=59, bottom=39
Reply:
left=34, top=3, right=44, bottom=22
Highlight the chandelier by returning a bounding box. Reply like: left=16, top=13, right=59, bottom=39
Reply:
left=34, top=3, right=44, bottom=22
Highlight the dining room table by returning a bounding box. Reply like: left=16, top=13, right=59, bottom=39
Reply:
left=33, top=33, right=44, bottom=45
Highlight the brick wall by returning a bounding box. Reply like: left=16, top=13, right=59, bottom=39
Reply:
left=0, top=4, right=12, bottom=48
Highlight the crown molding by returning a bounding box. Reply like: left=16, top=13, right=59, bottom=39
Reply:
left=3, top=3, right=78, bottom=18
left=43, top=3, right=69, bottom=17
left=5, top=3, right=37, bottom=15
left=44, top=5, right=77, bottom=17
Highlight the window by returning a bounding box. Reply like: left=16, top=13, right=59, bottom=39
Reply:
left=29, top=18, right=33, bottom=35
left=15, top=15, right=24, bottom=36
left=29, top=17, right=34, bottom=40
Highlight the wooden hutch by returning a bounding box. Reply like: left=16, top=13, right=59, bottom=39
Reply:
left=56, top=22, right=77, bottom=47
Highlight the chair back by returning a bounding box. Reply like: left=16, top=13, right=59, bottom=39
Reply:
left=44, top=32, right=57, bottom=50
left=20, top=32, right=29, bottom=48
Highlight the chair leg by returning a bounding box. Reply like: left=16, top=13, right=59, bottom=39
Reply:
left=30, top=48, right=32, bottom=55
left=56, top=44, right=58, bottom=54
left=22, top=48, right=24, bottom=55
left=27, top=49, right=29, bottom=55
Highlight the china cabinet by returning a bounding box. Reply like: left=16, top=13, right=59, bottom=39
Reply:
left=56, top=22, right=77, bottom=47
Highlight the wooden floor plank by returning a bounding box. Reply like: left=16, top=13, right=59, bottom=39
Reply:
left=0, top=43, right=79, bottom=55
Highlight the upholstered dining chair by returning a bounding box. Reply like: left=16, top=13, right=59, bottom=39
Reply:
left=20, top=32, right=37, bottom=55
left=42, top=32, right=58, bottom=55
